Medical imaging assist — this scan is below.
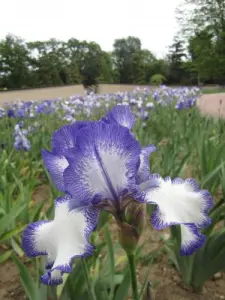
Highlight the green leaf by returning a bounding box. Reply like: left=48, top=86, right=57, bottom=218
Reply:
left=168, top=225, right=195, bottom=286
left=101, top=274, right=124, bottom=286
left=104, top=225, right=116, bottom=300
left=114, top=268, right=130, bottom=300
left=0, top=224, right=26, bottom=243
left=0, top=203, right=27, bottom=234
left=11, top=238, right=24, bottom=257
left=57, top=273, right=69, bottom=298
left=138, top=260, right=153, bottom=299
left=191, top=228, right=225, bottom=288
left=13, top=256, right=39, bottom=300
left=0, top=249, right=13, bottom=263
left=201, top=162, right=224, bottom=188
left=30, top=200, right=46, bottom=222
left=97, top=210, right=109, bottom=230
left=169, top=225, right=225, bottom=290
left=202, top=203, right=225, bottom=236
left=165, top=245, right=180, bottom=271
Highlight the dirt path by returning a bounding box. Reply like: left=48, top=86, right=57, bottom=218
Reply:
left=197, top=93, right=225, bottom=117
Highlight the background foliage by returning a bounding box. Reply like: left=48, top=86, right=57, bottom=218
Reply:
left=1, top=0, right=225, bottom=90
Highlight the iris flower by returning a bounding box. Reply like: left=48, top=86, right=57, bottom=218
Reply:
left=14, top=124, right=31, bottom=151
left=22, top=105, right=213, bottom=285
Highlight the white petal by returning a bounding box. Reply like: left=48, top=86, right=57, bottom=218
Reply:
left=145, top=176, right=213, bottom=229
left=22, top=196, right=98, bottom=285
left=180, top=224, right=205, bottom=255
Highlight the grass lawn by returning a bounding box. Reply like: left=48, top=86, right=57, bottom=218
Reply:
left=202, top=87, right=225, bottom=94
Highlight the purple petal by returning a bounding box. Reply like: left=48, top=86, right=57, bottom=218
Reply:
left=63, top=122, right=141, bottom=209
left=136, top=145, right=156, bottom=184
left=104, top=105, right=136, bottom=129
left=42, top=150, right=68, bottom=191
left=51, top=121, right=93, bottom=155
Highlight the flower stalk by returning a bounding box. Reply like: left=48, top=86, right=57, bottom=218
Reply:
left=127, top=253, right=139, bottom=300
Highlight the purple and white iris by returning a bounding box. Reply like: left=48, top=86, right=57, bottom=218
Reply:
left=22, top=105, right=213, bottom=285
left=13, top=124, right=31, bottom=151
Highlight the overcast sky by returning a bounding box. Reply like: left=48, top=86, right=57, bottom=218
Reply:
left=0, top=0, right=182, bottom=58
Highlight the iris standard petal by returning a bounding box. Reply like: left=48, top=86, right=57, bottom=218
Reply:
left=42, top=121, right=94, bottom=191
left=51, top=121, right=93, bottom=155
left=136, top=145, right=156, bottom=184
left=145, top=176, right=213, bottom=229
left=42, top=150, right=69, bottom=191
left=22, top=195, right=98, bottom=285
left=64, top=122, right=141, bottom=209
left=104, top=105, right=136, bottom=129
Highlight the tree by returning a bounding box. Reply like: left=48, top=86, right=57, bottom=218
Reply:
left=130, top=51, right=146, bottom=84
left=177, top=0, right=225, bottom=36
left=27, top=39, right=66, bottom=87
left=187, top=29, right=216, bottom=83
left=0, top=34, right=30, bottom=89
left=78, top=41, right=103, bottom=88
left=150, top=74, right=167, bottom=85
left=0, top=32, right=201, bottom=89
left=112, top=36, right=142, bottom=83
left=99, top=52, right=113, bottom=83
left=177, top=0, right=225, bottom=84
left=141, top=50, right=158, bottom=83
left=167, top=37, right=187, bottom=84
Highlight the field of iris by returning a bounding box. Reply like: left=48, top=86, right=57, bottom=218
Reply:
left=1, top=86, right=225, bottom=300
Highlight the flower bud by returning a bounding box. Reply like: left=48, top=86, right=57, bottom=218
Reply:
left=117, top=221, right=139, bottom=254
left=125, top=200, right=146, bottom=235
left=117, top=200, right=146, bottom=254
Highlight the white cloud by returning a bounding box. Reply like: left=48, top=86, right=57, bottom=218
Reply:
left=0, top=0, right=182, bottom=57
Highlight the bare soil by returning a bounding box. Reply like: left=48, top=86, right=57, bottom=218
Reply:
left=1, top=223, right=225, bottom=300
left=197, top=93, right=225, bottom=117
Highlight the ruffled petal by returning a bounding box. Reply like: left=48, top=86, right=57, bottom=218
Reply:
left=139, top=173, right=161, bottom=192
left=145, top=176, right=213, bottom=229
left=180, top=224, right=205, bottom=255
left=51, top=121, right=93, bottom=155
left=136, top=145, right=156, bottom=184
left=64, top=122, right=141, bottom=208
left=103, top=105, right=136, bottom=129
left=51, top=124, right=75, bottom=155
left=42, top=150, right=69, bottom=191
left=22, top=195, right=98, bottom=285
left=42, top=121, right=94, bottom=191
left=41, top=269, right=63, bottom=285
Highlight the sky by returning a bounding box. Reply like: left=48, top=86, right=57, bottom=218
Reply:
left=0, top=0, right=182, bottom=58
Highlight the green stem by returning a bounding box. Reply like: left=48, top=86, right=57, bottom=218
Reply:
left=82, top=258, right=96, bottom=300
left=127, top=253, right=139, bottom=300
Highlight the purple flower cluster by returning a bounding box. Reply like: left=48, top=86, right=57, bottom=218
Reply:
left=0, top=86, right=200, bottom=125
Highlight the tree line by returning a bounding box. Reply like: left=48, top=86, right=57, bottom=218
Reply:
left=0, top=0, right=224, bottom=90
